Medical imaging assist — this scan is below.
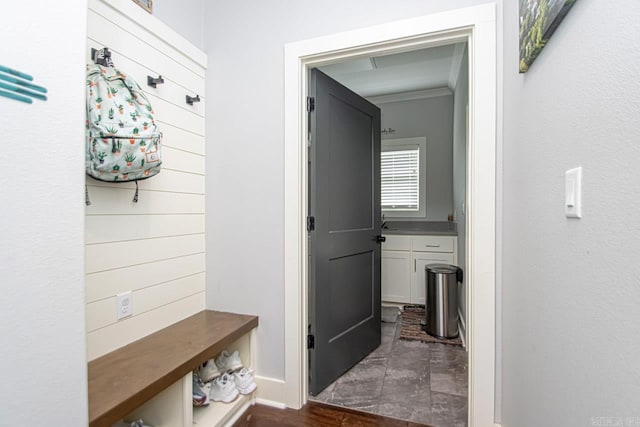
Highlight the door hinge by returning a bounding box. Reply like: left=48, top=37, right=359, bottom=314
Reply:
left=307, top=96, right=315, bottom=112
left=306, top=216, right=315, bottom=232
left=307, top=334, right=315, bottom=349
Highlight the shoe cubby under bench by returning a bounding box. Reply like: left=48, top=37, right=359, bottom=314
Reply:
left=88, top=310, right=259, bottom=427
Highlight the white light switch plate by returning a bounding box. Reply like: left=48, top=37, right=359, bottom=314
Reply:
left=565, top=167, right=582, bottom=218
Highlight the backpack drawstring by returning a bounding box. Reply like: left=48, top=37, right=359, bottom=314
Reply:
left=133, top=180, right=139, bottom=203
left=86, top=182, right=137, bottom=205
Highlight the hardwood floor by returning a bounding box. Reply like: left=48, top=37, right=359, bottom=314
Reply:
left=232, top=401, right=434, bottom=427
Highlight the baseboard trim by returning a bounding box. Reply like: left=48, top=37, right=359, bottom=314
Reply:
left=222, top=398, right=254, bottom=427
left=458, top=308, right=466, bottom=349
left=255, top=398, right=287, bottom=409
left=255, top=375, right=287, bottom=408
left=382, top=302, right=405, bottom=309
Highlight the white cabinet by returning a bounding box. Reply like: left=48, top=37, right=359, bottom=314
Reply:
left=411, top=235, right=455, bottom=253
left=382, top=234, right=457, bottom=305
left=381, top=250, right=411, bottom=302
left=382, top=235, right=411, bottom=251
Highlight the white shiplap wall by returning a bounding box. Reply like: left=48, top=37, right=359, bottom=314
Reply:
left=85, top=0, right=207, bottom=360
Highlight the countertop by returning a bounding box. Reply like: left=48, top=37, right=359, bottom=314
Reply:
left=383, top=228, right=457, bottom=236
left=381, top=221, right=458, bottom=236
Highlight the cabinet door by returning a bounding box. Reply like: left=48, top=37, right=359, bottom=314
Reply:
left=381, top=250, right=411, bottom=303
left=411, top=252, right=455, bottom=305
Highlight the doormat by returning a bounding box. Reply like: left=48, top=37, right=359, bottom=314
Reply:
left=400, top=305, right=462, bottom=346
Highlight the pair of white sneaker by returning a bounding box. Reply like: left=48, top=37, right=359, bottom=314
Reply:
left=209, top=368, right=257, bottom=403
left=196, top=350, right=257, bottom=403
left=197, top=350, right=243, bottom=382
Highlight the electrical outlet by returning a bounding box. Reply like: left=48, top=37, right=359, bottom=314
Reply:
left=116, top=291, right=132, bottom=320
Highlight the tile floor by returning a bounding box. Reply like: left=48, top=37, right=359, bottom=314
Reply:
left=310, top=318, right=468, bottom=427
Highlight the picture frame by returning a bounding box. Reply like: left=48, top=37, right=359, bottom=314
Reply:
left=132, top=0, right=152, bottom=14
left=519, top=0, right=577, bottom=73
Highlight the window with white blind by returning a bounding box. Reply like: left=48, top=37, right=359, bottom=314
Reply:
left=381, top=137, right=427, bottom=218
left=381, top=149, right=419, bottom=210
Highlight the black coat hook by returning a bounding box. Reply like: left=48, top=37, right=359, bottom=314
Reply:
left=186, top=94, right=200, bottom=105
left=91, top=47, right=112, bottom=67
left=147, top=75, right=164, bottom=88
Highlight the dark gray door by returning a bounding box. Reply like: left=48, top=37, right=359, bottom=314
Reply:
left=308, top=69, right=382, bottom=396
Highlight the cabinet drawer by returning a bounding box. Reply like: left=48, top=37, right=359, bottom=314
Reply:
left=411, top=235, right=455, bottom=253
left=382, top=234, right=411, bottom=251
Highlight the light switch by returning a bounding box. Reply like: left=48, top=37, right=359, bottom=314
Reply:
left=565, top=167, right=582, bottom=218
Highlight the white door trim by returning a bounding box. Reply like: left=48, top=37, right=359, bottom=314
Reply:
left=283, top=4, right=497, bottom=426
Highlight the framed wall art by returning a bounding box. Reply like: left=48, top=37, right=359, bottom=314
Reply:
left=132, top=0, right=152, bottom=14
left=519, top=0, right=577, bottom=72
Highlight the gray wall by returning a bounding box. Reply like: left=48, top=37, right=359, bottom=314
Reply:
left=203, top=0, right=491, bottom=380
left=452, top=49, right=468, bottom=339
left=153, top=0, right=204, bottom=50
left=501, top=0, right=640, bottom=425
left=379, top=95, right=454, bottom=221
left=0, top=1, right=88, bottom=424
left=112, top=0, right=640, bottom=422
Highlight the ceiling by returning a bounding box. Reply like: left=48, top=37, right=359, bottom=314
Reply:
left=318, top=43, right=466, bottom=98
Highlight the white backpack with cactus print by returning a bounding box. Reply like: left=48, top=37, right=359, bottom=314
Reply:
left=86, top=63, right=162, bottom=202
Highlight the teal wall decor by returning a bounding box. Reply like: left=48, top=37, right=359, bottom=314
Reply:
left=0, top=64, right=48, bottom=104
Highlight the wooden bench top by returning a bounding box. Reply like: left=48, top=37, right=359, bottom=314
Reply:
left=88, top=310, right=259, bottom=427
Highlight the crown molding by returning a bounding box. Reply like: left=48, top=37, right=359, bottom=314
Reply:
left=367, top=87, right=452, bottom=105
left=448, top=42, right=467, bottom=90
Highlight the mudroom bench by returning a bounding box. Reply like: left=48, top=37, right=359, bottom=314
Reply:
left=88, top=310, right=258, bottom=427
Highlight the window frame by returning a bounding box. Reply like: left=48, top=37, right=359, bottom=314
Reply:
left=381, top=136, right=427, bottom=219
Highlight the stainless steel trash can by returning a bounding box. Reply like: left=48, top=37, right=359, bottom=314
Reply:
left=422, top=264, right=463, bottom=338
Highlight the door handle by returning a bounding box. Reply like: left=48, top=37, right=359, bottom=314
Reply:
left=376, top=235, right=386, bottom=243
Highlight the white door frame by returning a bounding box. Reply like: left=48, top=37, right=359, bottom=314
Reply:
left=283, top=4, right=497, bottom=426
